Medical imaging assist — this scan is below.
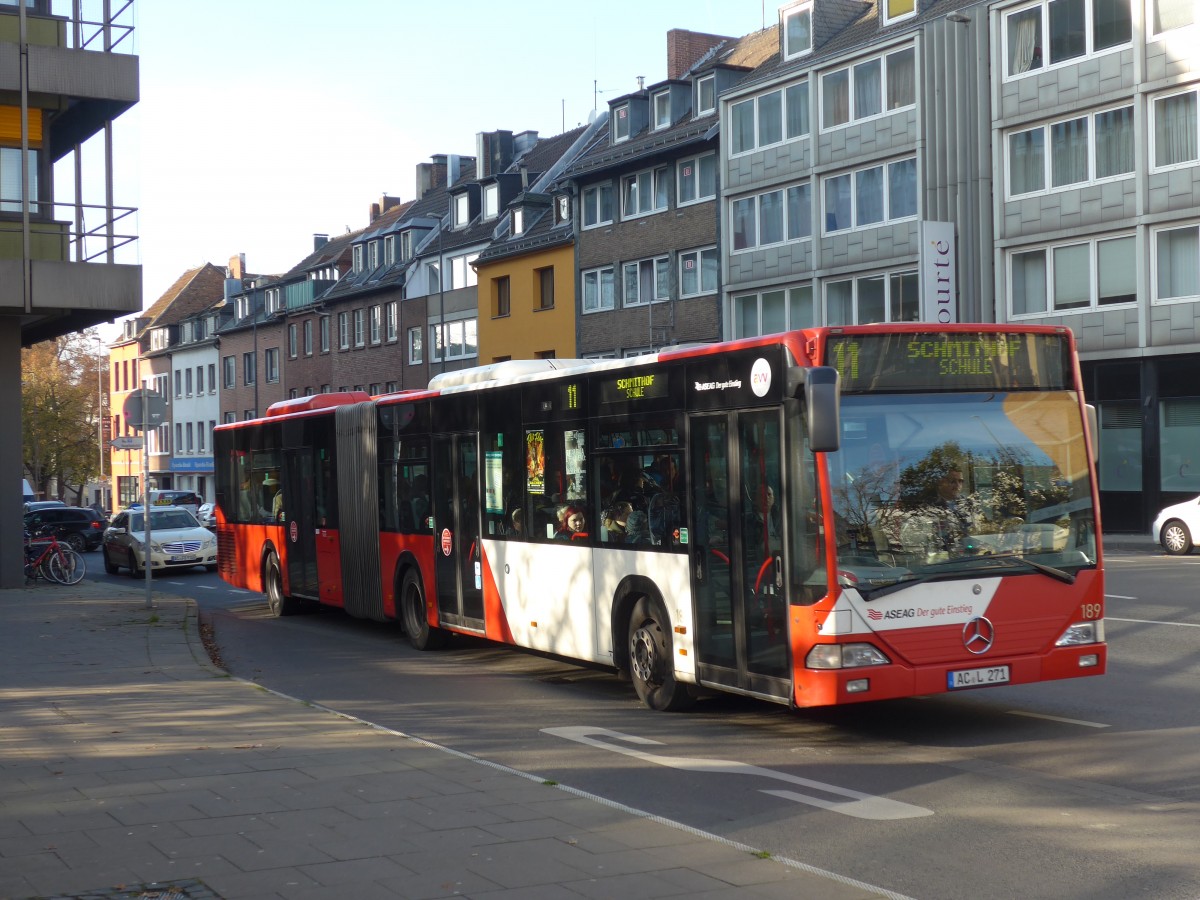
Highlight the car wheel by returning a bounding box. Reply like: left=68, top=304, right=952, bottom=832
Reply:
left=65, top=532, right=85, bottom=553
left=205, top=564, right=218, bottom=573
left=103, top=547, right=119, bottom=575
left=127, top=549, right=142, bottom=578
left=1161, top=519, right=1193, bottom=556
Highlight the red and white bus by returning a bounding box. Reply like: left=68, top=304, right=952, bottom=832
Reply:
left=213, top=324, right=1105, bottom=710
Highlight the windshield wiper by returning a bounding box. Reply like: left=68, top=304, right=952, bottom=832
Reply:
left=859, top=552, right=1074, bottom=601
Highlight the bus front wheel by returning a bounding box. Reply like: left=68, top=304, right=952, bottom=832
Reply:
left=401, top=570, right=447, bottom=650
left=265, top=551, right=299, bottom=616
left=629, top=597, right=694, bottom=711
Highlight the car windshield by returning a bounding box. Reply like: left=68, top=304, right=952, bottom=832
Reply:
left=129, top=510, right=199, bottom=531
left=827, top=391, right=1097, bottom=593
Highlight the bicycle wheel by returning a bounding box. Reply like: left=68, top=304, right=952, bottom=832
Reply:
left=49, top=548, right=86, bottom=585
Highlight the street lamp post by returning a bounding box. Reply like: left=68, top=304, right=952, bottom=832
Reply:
left=94, top=335, right=107, bottom=513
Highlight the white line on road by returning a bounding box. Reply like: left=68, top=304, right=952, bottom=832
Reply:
left=1006, top=710, right=1110, bottom=728
left=1105, top=594, right=1137, bottom=600
left=1108, top=616, right=1200, bottom=629
left=543, top=725, right=933, bottom=820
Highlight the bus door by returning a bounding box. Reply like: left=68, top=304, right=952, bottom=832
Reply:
left=431, top=433, right=484, bottom=631
left=689, top=410, right=791, bottom=700
left=281, top=447, right=319, bottom=598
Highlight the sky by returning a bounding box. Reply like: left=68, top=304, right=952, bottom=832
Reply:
left=93, top=0, right=780, bottom=336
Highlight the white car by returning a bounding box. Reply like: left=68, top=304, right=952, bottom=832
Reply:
left=1151, top=495, right=1200, bottom=555
left=197, top=502, right=216, bottom=528
left=103, top=507, right=218, bottom=576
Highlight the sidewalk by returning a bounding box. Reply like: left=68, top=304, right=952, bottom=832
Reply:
left=0, top=582, right=889, bottom=900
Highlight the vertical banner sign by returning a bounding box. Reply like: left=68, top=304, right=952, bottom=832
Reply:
left=919, top=221, right=957, bottom=323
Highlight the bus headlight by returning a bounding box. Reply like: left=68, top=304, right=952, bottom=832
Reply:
left=1055, top=620, right=1104, bottom=646
left=806, top=643, right=891, bottom=669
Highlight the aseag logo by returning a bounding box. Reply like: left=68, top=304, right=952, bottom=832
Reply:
left=750, top=358, right=772, bottom=397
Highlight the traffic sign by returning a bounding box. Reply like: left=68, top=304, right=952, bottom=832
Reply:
left=111, top=436, right=144, bottom=450
left=122, top=391, right=167, bottom=431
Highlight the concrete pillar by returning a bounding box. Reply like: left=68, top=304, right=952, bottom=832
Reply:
left=1, top=321, right=24, bottom=588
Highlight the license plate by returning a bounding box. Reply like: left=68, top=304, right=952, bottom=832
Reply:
left=169, top=555, right=196, bottom=563
left=947, top=665, right=1011, bottom=690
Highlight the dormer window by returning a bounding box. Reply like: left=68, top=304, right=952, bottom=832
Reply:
left=512, top=207, right=525, bottom=235
left=696, top=75, right=716, bottom=117
left=613, top=103, right=631, bottom=142
left=454, top=192, right=470, bottom=228
left=883, top=0, right=915, bottom=24
left=653, top=91, right=671, bottom=130
left=483, top=183, right=499, bottom=220
left=368, top=240, right=380, bottom=270
left=400, top=231, right=413, bottom=261
left=554, top=194, right=570, bottom=225
left=265, top=288, right=282, bottom=314
left=783, top=3, right=813, bottom=59
left=352, top=244, right=364, bottom=273
left=384, top=234, right=396, bottom=265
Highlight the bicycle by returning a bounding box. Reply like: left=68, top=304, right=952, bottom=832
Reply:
left=23, top=528, right=86, bottom=585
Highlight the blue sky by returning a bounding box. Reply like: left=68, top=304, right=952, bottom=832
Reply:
left=111, top=0, right=778, bottom=321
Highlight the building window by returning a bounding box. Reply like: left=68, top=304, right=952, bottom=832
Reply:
left=265, top=348, right=280, bottom=383
left=368, top=241, right=380, bottom=270
left=453, top=192, right=470, bottom=228
left=783, top=3, right=813, bottom=58
left=338, top=311, right=350, bottom=349
left=243, top=352, right=256, bottom=385
left=186, top=422, right=194, bottom=453
left=679, top=247, right=719, bottom=298
left=483, top=183, right=499, bottom=220
left=821, top=47, right=915, bottom=130
left=196, top=366, right=204, bottom=394
left=386, top=301, right=398, bottom=341
left=367, top=305, right=381, bottom=344
left=1150, top=0, right=1195, bottom=34
left=0, top=146, right=38, bottom=213
left=613, top=103, right=631, bottom=142
left=1004, top=0, right=1132, bottom=78
left=822, top=159, right=916, bottom=234
left=352, top=244, right=364, bottom=273
left=730, top=80, right=810, bottom=155
left=320, top=315, right=330, bottom=352
left=288, top=323, right=298, bottom=358
left=198, top=421, right=206, bottom=453
left=1154, top=224, right=1200, bottom=302
left=400, top=231, right=413, bottom=261
left=303, top=320, right=313, bottom=356
left=408, top=326, right=423, bottom=364
left=1008, top=104, right=1134, bottom=195
left=511, top=208, right=524, bottom=235
left=1152, top=89, right=1199, bottom=170
left=185, top=368, right=193, bottom=396
left=677, top=153, right=717, bottom=205
left=384, top=234, right=396, bottom=265
left=353, top=309, right=365, bottom=347
left=174, top=370, right=182, bottom=398
left=621, top=165, right=669, bottom=218
left=732, top=182, right=812, bottom=250
left=582, top=183, right=614, bottom=228
left=494, top=275, right=511, bottom=318
left=208, top=364, right=216, bottom=393
left=696, top=74, right=716, bottom=116
left=450, top=253, right=479, bottom=289
left=223, top=356, right=235, bottom=389
left=1010, top=234, right=1137, bottom=316
left=653, top=90, right=671, bottom=129
left=825, top=271, right=919, bottom=325
left=536, top=267, right=554, bottom=310
left=733, top=286, right=815, bottom=337
left=582, top=266, right=615, bottom=313
left=622, top=257, right=670, bottom=307
left=430, top=318, right=478, bottom=362
left=884, top=0, right=915, bottom=24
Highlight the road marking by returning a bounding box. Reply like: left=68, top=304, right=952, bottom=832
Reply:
left=1006, top=711, right=1110, bottom=728
left=543, top=725, right=932, bottom=821
left=1108, top=616, right=1200, bottom=629
left=1105, top=594, right=1137, bottom=600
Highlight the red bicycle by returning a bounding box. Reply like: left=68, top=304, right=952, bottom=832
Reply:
left=23, top=528, right=86, bottom=585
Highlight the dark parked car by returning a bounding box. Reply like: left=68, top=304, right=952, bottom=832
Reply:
left=23, top=506, right=107, bottom=552
left=23, top=499, right=66, bottom=514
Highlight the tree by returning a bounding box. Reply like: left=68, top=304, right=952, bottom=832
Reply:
left=22, top=331, right=107, bottom=503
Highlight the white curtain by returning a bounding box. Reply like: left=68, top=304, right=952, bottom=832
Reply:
left=856, top=167, right=884, bottom=225
left=1155, top=92, right=1198, bottom=167
left=886, top=49, right=915, bottom=110
left=1012, top=250, right=1048, bottom=315
left=1051, top=117, right=1089, bottom=187
left=1095, top=106, right=1135, bottom=178
left=1008, top=9, right=1042, bottom=75
left=854, top=60, right=881, bottom=119
left=1009, top=129, right=1045, bottom=195
left=822, top=70, right=850, bottom=128
left=1153, top=0, right=1195, bottom=32
left=1157, top=227, right=1200, bottom=299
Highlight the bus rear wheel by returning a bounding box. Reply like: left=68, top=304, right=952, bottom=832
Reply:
left=265, top=551, right=299, bottom=616
left=401, top=570, right=447, bottom=650
left=629, top=597, right=694, bottom=711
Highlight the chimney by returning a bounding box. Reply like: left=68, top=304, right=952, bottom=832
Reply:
left=227, top=252, right=246, bottom=281
left=666, top=29, right=731, bottom=80
left=416, top=155, right=449, bottom=200
left=313, top=234, right=329, bottom=251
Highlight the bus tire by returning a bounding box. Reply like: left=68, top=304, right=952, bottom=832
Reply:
left=628, top=597, right=695, bottom=711
left=264, top=551, right=299, bottom=616
left=401, top=569, right=447, bottom=650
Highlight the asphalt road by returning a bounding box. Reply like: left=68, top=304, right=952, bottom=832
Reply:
left=86, top=549, right=1200, bottom=900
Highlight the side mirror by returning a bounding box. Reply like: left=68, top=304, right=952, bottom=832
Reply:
left=790, top=365, right=841, bottom=453
left=108, top=527, right=127, bottom=535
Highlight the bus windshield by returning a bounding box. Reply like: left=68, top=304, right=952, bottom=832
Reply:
left=827, top=390, right=1096, bottom=592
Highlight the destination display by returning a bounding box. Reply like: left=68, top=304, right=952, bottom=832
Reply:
left=826, top=331, right=1071, bottom=393
left=599, top=371, right=670, bottom=404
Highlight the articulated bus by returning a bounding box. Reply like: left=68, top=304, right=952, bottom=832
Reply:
left=213, top=324, right=1105, bottom=710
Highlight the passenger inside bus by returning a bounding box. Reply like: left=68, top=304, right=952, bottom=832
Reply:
left=507, top=508, right=524, bottom=536
left=555, top=506, right=587, bottom=540
left=602, top=501, right=632, bottom=542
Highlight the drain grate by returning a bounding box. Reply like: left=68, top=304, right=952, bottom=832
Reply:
left=24, top=879, right=222, bottom=900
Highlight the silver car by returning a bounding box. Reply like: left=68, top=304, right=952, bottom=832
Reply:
left=103, top=507, right=218, bottom=576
